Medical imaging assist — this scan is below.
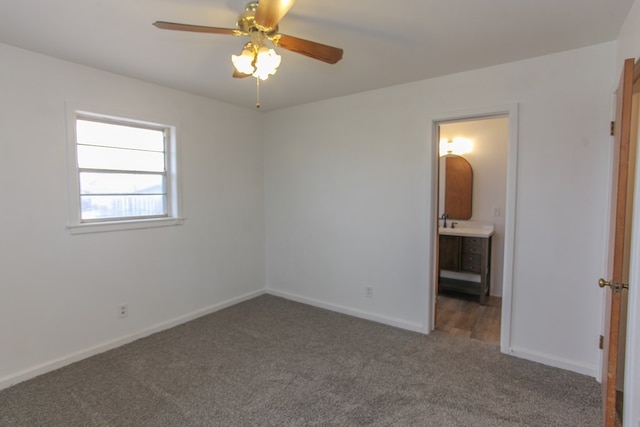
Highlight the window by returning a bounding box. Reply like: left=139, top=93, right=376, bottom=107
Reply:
left=67, top=110, right=182, bottom=233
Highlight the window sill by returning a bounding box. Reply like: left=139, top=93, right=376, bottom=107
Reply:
left=67, top=217, right=185, bottom=235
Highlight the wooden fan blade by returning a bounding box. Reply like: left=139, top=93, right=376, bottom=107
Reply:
left=153, top=21, right=244, bottom=36
left=272, top=34, right=343, bottom=64
left=255, top=0, right=297, bottom=31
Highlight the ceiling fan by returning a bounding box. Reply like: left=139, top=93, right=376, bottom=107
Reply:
left=153, top=0, right=343, bottom=82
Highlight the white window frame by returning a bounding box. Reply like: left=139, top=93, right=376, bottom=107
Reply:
left=66, top=106, right=183, bottom=234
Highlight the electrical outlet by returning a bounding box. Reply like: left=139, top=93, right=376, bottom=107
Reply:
left=492, top=207, right=502, bottom=217
left=365, top=287, right=374, bottom=298
left=118, top=304, right=128, bottom=319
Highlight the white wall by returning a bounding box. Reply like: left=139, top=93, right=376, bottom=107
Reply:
left=0, top=43, right=265, bottom=388
left=617, top=0, right=640, bottom=72
left=615, top=1, right=640, bottom=424
left=264, top=42, right=615, bottom=376
left=439, top=118, right=509, bottom=296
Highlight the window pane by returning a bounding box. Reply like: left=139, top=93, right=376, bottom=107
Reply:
left=80, top=172, right=165, bottom=195
left=71, top=114, right=177, bottom=226
left=80, top=195, right=167, bottom=220
left=76, top=119, right=164, bottom=152
left=77, top=145, right=165, bottom=172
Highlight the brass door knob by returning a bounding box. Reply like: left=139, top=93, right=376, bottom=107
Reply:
left=599, top=278, right=612, bottom=288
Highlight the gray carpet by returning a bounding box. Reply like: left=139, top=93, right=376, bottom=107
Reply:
left=0, top=295, right=601, bottom=426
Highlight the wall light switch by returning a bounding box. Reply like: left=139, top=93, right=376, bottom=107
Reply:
left=492, top=207, right=502, bottom=217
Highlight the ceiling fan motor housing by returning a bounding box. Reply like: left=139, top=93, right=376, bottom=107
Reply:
left=237, top=2, right=279, bottom=35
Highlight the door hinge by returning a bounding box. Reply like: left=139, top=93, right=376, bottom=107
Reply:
left=610, top=121, right=615, bottom=136
left=599, top=334, right=604, bottom=349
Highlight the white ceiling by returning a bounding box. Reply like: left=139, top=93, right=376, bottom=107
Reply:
left=0, top=0, right=634, bottom=111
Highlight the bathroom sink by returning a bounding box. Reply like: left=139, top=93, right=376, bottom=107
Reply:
left=438, top=225, right=494, bottom=237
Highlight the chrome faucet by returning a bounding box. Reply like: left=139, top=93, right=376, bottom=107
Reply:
left=441, top=213, right=449, bottom=228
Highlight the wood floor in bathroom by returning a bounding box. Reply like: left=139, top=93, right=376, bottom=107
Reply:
left=435, top=291, right=501, bottom=344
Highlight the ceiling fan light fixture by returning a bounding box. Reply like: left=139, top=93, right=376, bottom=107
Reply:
left=253, top=46, right=281, bottom=80
left=231, top=44, right=256, bottom=75
left=231, top=40, right=281, bottom=80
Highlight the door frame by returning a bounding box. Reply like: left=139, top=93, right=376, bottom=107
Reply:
left=605, top=57, right=640, bottom=427
left=427, top=104, right=519, bottom=354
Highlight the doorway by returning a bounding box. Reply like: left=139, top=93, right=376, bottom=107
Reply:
left=435, top=117, right=508, bottom=344
left=429, top=105, right=519, bottom=353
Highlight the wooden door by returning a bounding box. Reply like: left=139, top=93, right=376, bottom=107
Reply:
left=601, top=57, right=637, bottom=427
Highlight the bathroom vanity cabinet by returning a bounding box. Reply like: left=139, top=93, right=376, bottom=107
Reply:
left=438, top=233, right=492, bottom=304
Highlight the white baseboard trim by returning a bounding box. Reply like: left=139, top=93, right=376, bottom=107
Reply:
left=266, top=291, right=596, bottom=377
left=2, top=289, right=596, bottom=392
left=0, top=289, right=265, bottom=391
left=507, top=346, right=597, bottom=377
left=266, top=288, right=424, bottom=333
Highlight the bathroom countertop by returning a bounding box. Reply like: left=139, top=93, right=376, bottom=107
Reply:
left=439, top=225, right=494, bottom=238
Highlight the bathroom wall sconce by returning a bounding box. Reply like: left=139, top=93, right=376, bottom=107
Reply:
left=439, top=137, right=473, bottom=156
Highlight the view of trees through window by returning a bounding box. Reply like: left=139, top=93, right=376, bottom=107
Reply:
left=76, top=118, right=168, bottom=221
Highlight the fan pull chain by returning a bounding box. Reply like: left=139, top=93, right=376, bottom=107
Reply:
left=256, top=77, right=261, bottom=109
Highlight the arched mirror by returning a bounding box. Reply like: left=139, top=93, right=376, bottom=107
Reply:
left=440, top=155, right=473, bottom=219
